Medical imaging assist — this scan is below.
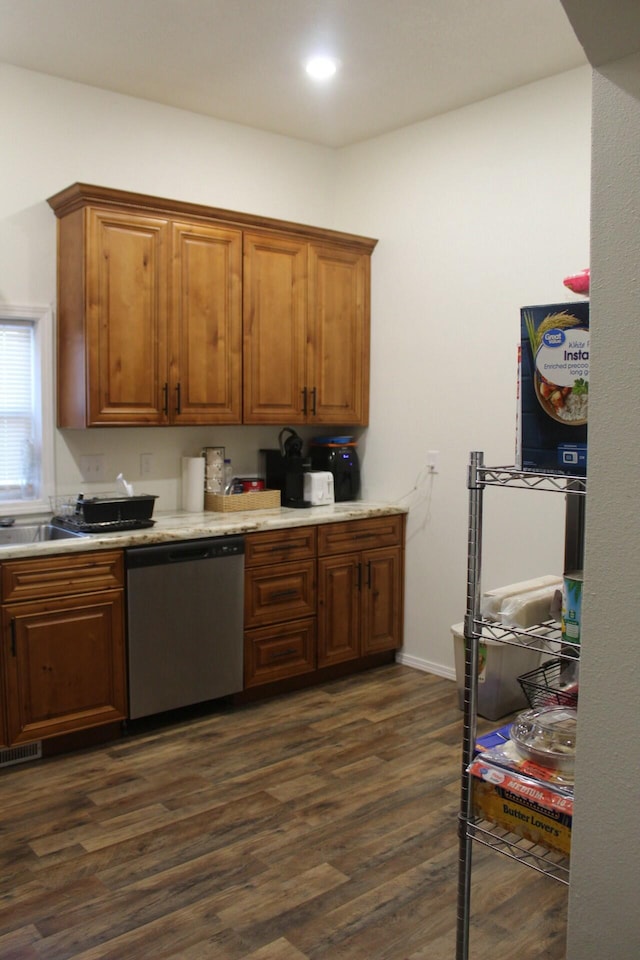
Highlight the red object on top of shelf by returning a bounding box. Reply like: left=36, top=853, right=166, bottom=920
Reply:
left=563, top=267, right=590, bottom=295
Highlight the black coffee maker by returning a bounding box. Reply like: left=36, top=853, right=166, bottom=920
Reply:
left=261, top=428, right=310, bottom=508
left=309, top=436, right=361, bottom=501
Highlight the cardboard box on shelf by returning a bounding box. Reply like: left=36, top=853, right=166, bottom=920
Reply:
left=519, top=301, right=589, bottom=476
left=469, top=756, right=573, bottom=856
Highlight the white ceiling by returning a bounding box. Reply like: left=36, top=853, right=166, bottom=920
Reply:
left=0, top=0, right=587, bottom=148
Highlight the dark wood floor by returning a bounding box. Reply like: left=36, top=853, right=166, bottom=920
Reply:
left=0, top=665, right=567, bottom=959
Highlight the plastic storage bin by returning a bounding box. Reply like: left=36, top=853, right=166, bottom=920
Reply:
left=451, top=622, right=541, bottom=721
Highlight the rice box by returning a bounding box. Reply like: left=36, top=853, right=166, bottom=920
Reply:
left=519, top=301, right=589, bottom=475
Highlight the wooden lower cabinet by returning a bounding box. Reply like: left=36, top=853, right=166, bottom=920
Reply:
left=317, top=516, right=404, bottom=668
left=244, top=527, right=317, bottom=688
left=316, top=553, right=360, bottom=665
left=244, top=515, right=405, bottom=689
left=0, top=550, right=127, bottom=746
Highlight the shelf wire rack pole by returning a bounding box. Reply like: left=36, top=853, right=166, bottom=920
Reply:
left=456, top=451, right=485, bottom=960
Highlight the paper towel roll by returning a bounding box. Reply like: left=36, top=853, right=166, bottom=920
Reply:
left=182, top=456, right=205, bottom=512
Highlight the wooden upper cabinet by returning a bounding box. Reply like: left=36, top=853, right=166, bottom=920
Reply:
left=86, top=208, right=169, bottom=425
left=48, top=183, right=376, bottom=427
left=54, top=206, right=169, bottom=427
left=243, top=232, right=308, bottom=424
left=244, top=234, right=372, bottom=426
left=308, top=243, right=370, bottom=426
left=170, top=221, right=242, bottom=424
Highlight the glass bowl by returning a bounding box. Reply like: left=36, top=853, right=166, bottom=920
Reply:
left=509, top=705, right=577, bottom=774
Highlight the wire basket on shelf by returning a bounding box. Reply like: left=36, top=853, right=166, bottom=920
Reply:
left=517, top=658, right=578, bottom=709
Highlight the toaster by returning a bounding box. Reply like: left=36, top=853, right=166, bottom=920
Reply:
left=303, top=470, right=335, bottom=506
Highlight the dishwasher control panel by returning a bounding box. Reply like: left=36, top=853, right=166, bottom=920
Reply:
left=126, top=534, right=245, bottom=568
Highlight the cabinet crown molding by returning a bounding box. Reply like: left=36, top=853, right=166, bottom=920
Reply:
left=47, top=183, right=378, bottom=253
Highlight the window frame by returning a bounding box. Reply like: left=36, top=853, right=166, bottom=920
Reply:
left=0, top=304, right=55, bottom=516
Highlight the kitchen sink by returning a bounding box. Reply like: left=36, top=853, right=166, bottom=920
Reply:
left=0, top=522, right=88, bottom=547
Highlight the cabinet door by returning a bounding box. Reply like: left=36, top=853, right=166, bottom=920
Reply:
left=86, top=208, right=169, bottom=424
left=361, top=546, right=403, bottom=655
left=3, top=591, right=127, bottom=745
left=307, top=243, right=370, bottom=426
left=170, top=221, right=242, bottom=424
left=0, top=675, right=8, bottom=749
left=317, top=554, right=361, bottom=667
left=243, top=232, right=308, bottom=424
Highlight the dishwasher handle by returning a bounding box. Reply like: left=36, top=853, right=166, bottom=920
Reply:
left=126, top=535, right=244, bottom=569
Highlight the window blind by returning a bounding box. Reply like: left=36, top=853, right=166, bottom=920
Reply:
left=0, top=321, right=35, bottom=494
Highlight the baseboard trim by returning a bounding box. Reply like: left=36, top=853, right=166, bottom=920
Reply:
left=395, top=650, right=456, bottom=682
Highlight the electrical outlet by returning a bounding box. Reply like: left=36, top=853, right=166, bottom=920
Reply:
left=79, top=454, right=106, bottom=482
left=140, top=453, right=153, bottom=477
left=426, top=450, right=440, bottom=474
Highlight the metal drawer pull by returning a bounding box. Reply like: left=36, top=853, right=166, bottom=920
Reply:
left=269, top=588, right=299, bottom=601
left=269, top=647, right=297, bottom=660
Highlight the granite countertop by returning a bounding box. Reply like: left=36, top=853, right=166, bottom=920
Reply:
left=0, top=501, right=407, bottom=561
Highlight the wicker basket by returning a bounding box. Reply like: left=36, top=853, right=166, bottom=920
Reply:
left=517, top=658, right=578, bottom=709
left=205, top=489, right=281, bottom=513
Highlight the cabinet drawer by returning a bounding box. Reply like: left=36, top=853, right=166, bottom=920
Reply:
left=317, top=516, right=403, bottom=556
left=244, top=618, right=316, bottom=687
left=245, top=559, right=316, bottom=628
left=245, top=527, right=316, bottom=567
left=1, top=550, right=124, bottom=604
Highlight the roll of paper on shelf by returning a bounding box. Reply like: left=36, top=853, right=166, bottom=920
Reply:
left=182, top=456, right=205, bottom=512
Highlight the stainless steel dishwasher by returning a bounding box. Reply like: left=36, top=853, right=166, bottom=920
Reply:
left=126, top=535, right=244, bottom=719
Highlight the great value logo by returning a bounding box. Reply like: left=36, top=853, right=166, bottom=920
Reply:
left=542, top=329, right=566, bottom=347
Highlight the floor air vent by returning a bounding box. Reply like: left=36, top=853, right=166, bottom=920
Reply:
left=0, top=741, right=42, bottom=768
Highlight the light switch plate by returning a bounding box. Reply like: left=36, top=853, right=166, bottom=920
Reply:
left=140, top=453, right=153, bottom=476
left=79, top=454, right=105, bottom=482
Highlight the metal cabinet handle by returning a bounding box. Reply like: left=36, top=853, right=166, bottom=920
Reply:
left=269, top=589, right=298, bottom=601
left=10, top=618, right=16, bottom=657
left=162, top=382, right=169, bottom=416
left=269, top=647, right=297, bottom=661
left=175, top=382, right=181, bottom=415
left=302, top=386, right=308, bottom=416
left=310, top=387, right=317, bottom=416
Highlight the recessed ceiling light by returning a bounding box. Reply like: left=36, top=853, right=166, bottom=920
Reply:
left=305, top=55, right=339, bottom=81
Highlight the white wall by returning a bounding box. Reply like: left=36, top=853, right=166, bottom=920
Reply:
left=0, top=62, right=592, bottom=678
left=566, top=55, right=640, bottom=960
left=335, top=66, right=592, bottom=674
left=0, top=62, right=341, bottom=507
